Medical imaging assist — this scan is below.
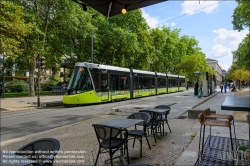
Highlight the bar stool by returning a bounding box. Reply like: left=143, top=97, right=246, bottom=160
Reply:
left=198, top=112, right=236, bottom=160
left=203, top=108, right=237, bottom=148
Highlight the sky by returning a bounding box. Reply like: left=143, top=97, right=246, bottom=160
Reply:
left=141, top=0, right=249, bottom=71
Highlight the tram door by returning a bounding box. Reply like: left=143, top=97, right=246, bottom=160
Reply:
left=101, top=74, right=109, bottom=101
left=150, top=77, right=155, bottom=95
left=135, top=76, right=142, bottom=97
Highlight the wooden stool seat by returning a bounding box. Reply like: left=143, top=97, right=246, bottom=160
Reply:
left=198, top=111, right=236, bottom=162
left=203, top=108, right=233, bottom=121
left=202, top=119, right=231, bottom=128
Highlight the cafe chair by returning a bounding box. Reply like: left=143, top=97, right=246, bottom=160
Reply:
left=127, top=112, right=152, bottom=158
left=139, top=110, right=161, bottom=143
left=198, top=112, right=236, bottom=160
left=203, top=108, right=236, bottom=148
left=92, top=124, right=129, bottom=166
left=154, top=105, right=171, bottom=135
left=15, top=138, right=60, bottom=166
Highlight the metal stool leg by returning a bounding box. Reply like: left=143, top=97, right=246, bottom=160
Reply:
left=198, top=124, right=203, bottom=159
left=166, top=120, right=171, bottom=132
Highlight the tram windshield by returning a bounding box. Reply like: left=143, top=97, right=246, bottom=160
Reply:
left=67, top=66, right=93, bottom=94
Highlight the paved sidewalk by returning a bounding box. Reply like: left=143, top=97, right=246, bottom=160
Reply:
left=175, top=87, right=250, bottom=165
left=1, top=88, right=249, bottom=165
left=0, top=95, right=63, bottom=112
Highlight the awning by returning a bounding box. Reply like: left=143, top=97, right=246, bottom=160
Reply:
left=73, top=0, right=168, bottom=18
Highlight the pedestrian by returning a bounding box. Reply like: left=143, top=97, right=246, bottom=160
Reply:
left=220, top=82, right=223, bottom=93
left=186, top=83, right=189, bottom=90
left=231, top=83, right=236, bottom=92
left=194, top=82, right=199, bottom=95
left=224, top=82, right=228, bottom=93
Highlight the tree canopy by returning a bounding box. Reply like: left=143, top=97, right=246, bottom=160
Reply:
left=2, top=0, right=215, bottom=95
left=0, top=0, right=33, bottom=58
left=232, top=0, right=250, bottom=31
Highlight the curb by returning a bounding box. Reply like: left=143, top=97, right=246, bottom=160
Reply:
left=0, top=101, right=63, bottom=114
left=192, top=91, right=219, bottom=109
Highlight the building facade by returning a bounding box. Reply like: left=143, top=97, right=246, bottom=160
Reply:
left=206, top=58, right=223, bottom=85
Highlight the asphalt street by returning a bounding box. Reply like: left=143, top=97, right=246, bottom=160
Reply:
left=1, top=89, right=212, bottom=141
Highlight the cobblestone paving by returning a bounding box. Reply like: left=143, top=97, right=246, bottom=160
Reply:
left=1, top=115, right=200, bottom=166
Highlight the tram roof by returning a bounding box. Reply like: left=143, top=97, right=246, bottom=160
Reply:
left=132, top=69, right=156, bottom=75
left=167, top=74, right=178, bottom=78
left=156, top=72, right=167, bottom=76
left=76, top=62, right=130, bottom=72
left=178, top=75, right=185, bottom=78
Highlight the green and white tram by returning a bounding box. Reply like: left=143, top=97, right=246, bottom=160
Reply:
left=63, top=62, right=185, bottom=106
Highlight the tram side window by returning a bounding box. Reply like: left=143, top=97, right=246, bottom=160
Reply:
left=110, top=74, right=120, bottom=91
left=101, top=74, right=109, bottom=92
left=90, top=72, right=99, bottom=91
left=180, top=78, right=185, bottom=87
left=120, top=76, right=128, bottom=90
left=135, top=76, right=143, bottom=90
left=158, top=78, right=166, bottom=88
left=172, top=79, right=177, bottom=87
left=169, top=78, right=177, bottom=87
left=151, top=77, right=155, bottom=88
left=143, top=77, right=154, bottom=89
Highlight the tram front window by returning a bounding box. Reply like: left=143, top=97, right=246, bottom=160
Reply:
left=67, top=66, right=93, bottom=94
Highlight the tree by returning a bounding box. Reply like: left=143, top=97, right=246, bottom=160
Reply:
left=13, top=0, right=85, bottom=96
left=0, top=0, right=32, bottom=58
left=232, top=0, right=250, bottom=31
left=232, top=34, right=250, bottom=71
left=230, top=68, right=250, bottom=82
left=177, top=52, right=214, bottom=81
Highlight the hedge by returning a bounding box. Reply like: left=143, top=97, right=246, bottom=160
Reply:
left=3, top=91, right=57, bottom=98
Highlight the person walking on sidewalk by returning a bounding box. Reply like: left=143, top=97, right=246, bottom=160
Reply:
left=220, top=82, right=223, bottom=93
left=194, top=82, right=199, bottom=95
left=224, top=82, right=228, bottom=93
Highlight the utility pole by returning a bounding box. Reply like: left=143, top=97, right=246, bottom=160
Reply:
left=36, top=56, right=45, bottom=107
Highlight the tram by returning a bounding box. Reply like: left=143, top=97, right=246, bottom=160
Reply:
left=63, top=62, right=186, bottom=105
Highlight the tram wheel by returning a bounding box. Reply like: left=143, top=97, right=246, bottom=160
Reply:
left=64, top=104, right=72, bottom=108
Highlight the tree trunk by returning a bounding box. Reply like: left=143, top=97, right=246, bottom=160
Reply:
left=28, top=59, right=36, bottom=96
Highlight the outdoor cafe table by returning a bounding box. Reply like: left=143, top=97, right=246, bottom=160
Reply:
left=139, top=107, right=170, bottom=114
left=139, top=107, right=171, bottom=137
left=95, top=118, right=144, bottom=166
left=221, top=96, right=250, bottom=147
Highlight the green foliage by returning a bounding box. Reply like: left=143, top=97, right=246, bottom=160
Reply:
left=238, top=144, right=248, bottom=151
left=0, top=0, right=33, bottom=58
left=230, top=68, right=250, bottom=81
left=228, top=63, right=250, bottom=82
left=40, top=80, right=57, bottom=91
left=5, top=79, right=28, bottom=92
left=232, top=34, right=250, bottom=70
left=232, top=0, right=250, bottom=31
left=2, top=0, right=211, bottom=90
